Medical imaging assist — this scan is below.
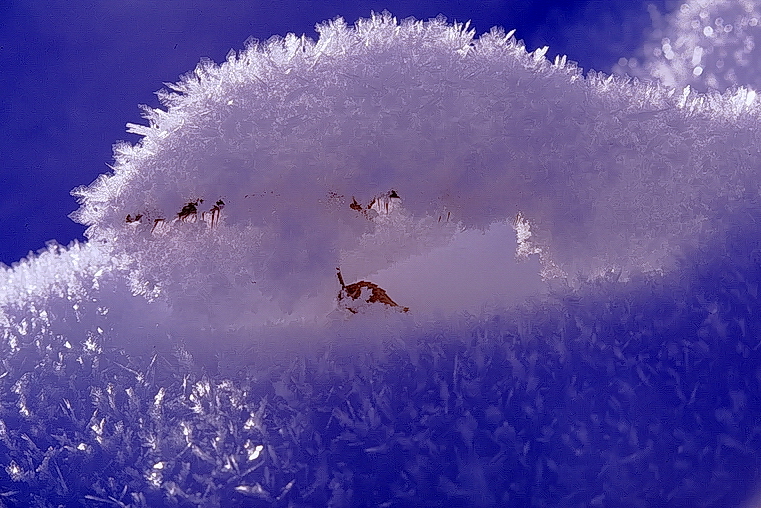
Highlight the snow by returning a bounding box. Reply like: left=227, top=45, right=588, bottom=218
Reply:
left=61, top=12, right=761, bottom=337
left=2, top=10, right=761, bottom=507
left=618, top=0, right=761, bottom=92
left=365, top=221, right=546, bottom=316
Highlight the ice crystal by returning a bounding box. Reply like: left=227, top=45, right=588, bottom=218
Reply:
left=59, top=12, right=761, bottom=338
left=3, top=12, right=761, bottom=507
left=619, top=0, right=761, bottom=92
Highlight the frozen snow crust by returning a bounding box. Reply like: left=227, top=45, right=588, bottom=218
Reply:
left=70, top=12, right=761, bottom=331
left=3, top=11, right=761, bottom=507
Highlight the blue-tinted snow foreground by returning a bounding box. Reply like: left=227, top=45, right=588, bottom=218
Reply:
left=2, top=12, right=761, bottom=505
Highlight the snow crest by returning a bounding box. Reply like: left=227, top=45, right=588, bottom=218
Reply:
left=63, top=13, right=761, bottom=333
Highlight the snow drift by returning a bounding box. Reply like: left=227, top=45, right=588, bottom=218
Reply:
left=56, top=12, right=761, bottom=342
left=3, top=10, right=761, bottom=507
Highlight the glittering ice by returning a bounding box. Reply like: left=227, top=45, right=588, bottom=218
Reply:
left=3, top=11, right=761, bottom=508
left=618, top=0, right=761, bottom=91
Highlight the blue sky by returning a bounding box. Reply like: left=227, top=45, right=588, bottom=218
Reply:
left=0, top=0, right=671, bottom=266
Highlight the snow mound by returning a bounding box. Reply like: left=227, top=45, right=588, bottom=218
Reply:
left=3, top=11, right=761, bottom=505
left=63, top=12, right=761, bottom=335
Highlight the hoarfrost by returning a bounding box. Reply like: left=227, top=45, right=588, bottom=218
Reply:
left=58, top=11, right=761, bottom=337
left=618, top=0, right=761, bottom=92
left=3, top=11, right=761, bottom=508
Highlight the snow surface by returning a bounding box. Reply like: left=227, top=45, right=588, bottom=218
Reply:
left=63, top=12, right=761, bottom=336
left=2, top=10, right=761, bottom=507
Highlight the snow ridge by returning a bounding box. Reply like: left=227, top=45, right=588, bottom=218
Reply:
left=62, top=12, right=761, bottom=335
